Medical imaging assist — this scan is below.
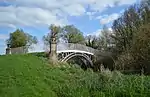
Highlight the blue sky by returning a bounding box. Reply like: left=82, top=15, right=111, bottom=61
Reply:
left=0, top=0, right=140, bottom=54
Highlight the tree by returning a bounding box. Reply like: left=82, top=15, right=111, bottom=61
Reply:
left=99, top=26, right=114, bottom=51
left=131, top=24, right=150, bottom=74
left=111, top=0, right=150, bottom=54
left=85, top=26, right=113, bottom=51
left=85, top=35, right=99, bottom=49
left=111, top=5, right=141, bottom=53
left=111, top=0, right=150, bottom=73
left=7, top=29, right=37, bottom=48
left=62, top=25, right=85, bottom=44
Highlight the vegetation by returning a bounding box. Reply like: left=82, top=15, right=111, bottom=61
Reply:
left=7, top=29, right=37, bottom=48
left=110, top=0, right=150, bottom=74
left=61, top=25, right=85, bottom=44
left=85, top=26, right=113, bottom=51
left=0, top=54, right=150, bottom=97
left=85, top=35, right=99, bottom=49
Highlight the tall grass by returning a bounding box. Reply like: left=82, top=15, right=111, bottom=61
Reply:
left=0, top=54, right=150, bottom=97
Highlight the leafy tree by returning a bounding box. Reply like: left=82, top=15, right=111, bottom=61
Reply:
left=85, top=35, right=99, bottom=49
left=111, top=0, right=150, bottom=54
left=112, top=0, right=150, bottom=73
left=62, top=25, right=85, bottom=44
left=131, top=24, right=150, bottom=74
left=111, top=5, right=141, bottom=53
left=140, top=0, right=150, bottom=25
left=99, top=26, right=114, bottom=51
left=7, top=29, right=37, bottom=48
left=85, top=26, right=113, bottom=51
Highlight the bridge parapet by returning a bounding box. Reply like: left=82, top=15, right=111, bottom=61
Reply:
left=57, top=43, right=98, bottom=55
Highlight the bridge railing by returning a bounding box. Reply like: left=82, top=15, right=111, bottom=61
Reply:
left=57, top=43, right=99, bottom=54
left=6, top=43, right=101, bottom=55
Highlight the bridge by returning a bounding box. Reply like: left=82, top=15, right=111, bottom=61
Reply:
left=7, top=43, right=101, bottom=68
left=56, top=43, right=98, bottom=68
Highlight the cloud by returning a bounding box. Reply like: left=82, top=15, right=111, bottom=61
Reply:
left=0, top=6, right=67, bottom=27
left=0, top=0, right=137, bottom=28
left=87, top=27, right=113, bottom=36
left=99, top=13, right=120, bottom=25
left=118, top=0, right=137, bottom=5
left=96, top=8, right=127, bottom=25
left=63, top=4, right=86, bottom=16
left=87, top=29, right=102, bottom=36
left=88, top=0, right=137, bottom=12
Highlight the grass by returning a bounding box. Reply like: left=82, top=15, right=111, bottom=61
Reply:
left=0, top=54, right=150, bottom=97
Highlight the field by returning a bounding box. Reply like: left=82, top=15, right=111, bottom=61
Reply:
left=0, top=54, right=150, bottom=97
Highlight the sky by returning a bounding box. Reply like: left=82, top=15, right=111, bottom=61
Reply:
left=0, top=0, right=140, bottom=54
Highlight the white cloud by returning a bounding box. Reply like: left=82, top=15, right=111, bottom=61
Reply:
left=0, top=6, right=67, bottom=27
left=89, top=0, right=137, bottom=12
left=87, top=29, right=102, bottom=36
left=0, top=0, right=137, bottom=28
left=99, top=13, right=120, bottom=25
left=63, top=4, right=86, bottom=16
left=86, top=11, right=96, bottom=20
left=96, top=8, right=127, bottom=25
left=118, top=0, right=137, bottom=5
left=87, top=27, right=113, bottom=36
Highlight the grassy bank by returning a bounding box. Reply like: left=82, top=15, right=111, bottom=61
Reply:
left=0, top=54, right=150, bottom=97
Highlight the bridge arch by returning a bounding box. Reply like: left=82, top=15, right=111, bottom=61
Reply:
left=60, top=53, right=93, bottom=68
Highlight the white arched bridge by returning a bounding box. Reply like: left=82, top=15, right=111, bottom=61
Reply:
left=57, top=43, right=97, bottom=67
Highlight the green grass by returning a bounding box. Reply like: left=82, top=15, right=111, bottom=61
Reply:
left=0, top=54, right=150, bottom=97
